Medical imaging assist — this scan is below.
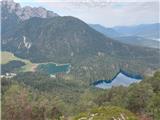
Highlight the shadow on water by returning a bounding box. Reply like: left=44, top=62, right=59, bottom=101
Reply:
left=36, top=63, right=71, bottom=75
left=93, top=69, right=143, bottom=89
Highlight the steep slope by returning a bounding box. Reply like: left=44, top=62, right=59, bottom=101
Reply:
left=1, top=0, right=58, bottom=39
left=2, top=16, right=159, bottom=64
left=1, top=0, right=20, bottom=39
left=2, top=0, right=160, bottom=82
left=1, top=0, right=58, bottom=21
left=2, top=16, right=119, bottom=62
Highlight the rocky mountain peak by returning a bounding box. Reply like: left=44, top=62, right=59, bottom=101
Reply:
left=1, top=0, right=59, bottom=21
left=2, top=0, right=14, bottom=2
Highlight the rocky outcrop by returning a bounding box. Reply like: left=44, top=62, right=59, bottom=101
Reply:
left=1, top=0, right=59, bottom=21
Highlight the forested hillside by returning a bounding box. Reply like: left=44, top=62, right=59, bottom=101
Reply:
left=2, top=0, right=160, bottom=82
left=1, top=1, right=160, bottom=120
left=2, top=71, right=160, bottom=120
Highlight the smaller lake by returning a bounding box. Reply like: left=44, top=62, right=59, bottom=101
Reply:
left=36, top=63, right=71, bottom=75
left=94, top=70, right=142, bottom=89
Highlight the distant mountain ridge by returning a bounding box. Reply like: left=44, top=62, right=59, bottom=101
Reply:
left=113, top=23, right=160, bottom=39
left=1, top=0, right=160, bottom=79
left=114, top=36, right=160, bottom=49
left=90, top=23, right=160, bottom=48
left=1, top=0, right=58, bottom=21
left=89, top=24, right=121, bottom=38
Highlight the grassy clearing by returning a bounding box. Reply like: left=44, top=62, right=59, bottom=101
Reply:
left=1, top=51, right=19, bottom=64
left=1, top=51, right=38, bottom=72
left=1, top=51, right=71, bottom=75
left=74, top=106, right=138, bottom=120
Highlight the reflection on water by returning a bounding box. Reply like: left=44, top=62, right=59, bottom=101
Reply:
left=94, top=72, right=142, bottom=89
left=36, top=63, right=71, bottom=75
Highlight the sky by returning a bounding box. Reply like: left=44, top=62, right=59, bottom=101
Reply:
left=13, top=0, right=160, bottom=27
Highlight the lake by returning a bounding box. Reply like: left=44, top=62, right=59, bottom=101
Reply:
left=36, top=63, right=71, bottom=75
left=94, top=70, right=142, bottom=89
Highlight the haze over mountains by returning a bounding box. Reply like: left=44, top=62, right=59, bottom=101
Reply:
left=89, top=24, right=121, bottom=38
left=1, top=0, right=160, bottom=119
left=90, top=23, right=160, bottom=48
left=1, top=0, right=160, bottom=77
left=114, top=23, right=160, bottom=39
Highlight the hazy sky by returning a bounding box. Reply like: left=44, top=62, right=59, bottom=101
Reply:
left=14, top=0, right=159, bottom=27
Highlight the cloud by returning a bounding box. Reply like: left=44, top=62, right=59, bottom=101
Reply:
left=14, top=0, right=159, bottom=2
left=14, top=0, right=159, bottom=27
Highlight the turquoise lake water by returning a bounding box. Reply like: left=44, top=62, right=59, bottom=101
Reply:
left=36, top=63, right=70, bottom=75
left=94, top=72, right=142, bottom=89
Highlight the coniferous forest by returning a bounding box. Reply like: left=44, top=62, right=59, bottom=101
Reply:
left=1, top=0, right=160, bottom=120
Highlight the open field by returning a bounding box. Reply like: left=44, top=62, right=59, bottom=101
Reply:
left=1, top=51, right=38, bottom=72
left=1, top=51, right=20, bottom=64
left=1, top=51, right=70, bottom=73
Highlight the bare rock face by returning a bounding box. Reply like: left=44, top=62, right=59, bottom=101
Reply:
left=1, top=0, right=59, bottom=21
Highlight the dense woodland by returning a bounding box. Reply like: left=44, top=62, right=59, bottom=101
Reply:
left=1, top=71, right=160, bottom=120
left=1, top=1, right=160, bottom=120
left=1, top=60, right=26, bottom=74
left=2, top=0, right=160, bottom=79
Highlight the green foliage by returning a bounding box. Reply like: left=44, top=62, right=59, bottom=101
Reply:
left=36, top=63, right=70, bottom=75
left=2, top=1, right=160, bottom=119
left=1, top=78, right=12, bottom=95
left=2, top=69, right=160, bottom=120
left=148, top=92, right=160, bottom=120
left=1, top=51, right=38, bottom=72
left=74, top=106, right=138, bottom=120
left=144, top=71, right=160, bottom=93
left=1, top=83, right=63, bottom=120
left=7, top=72, right=89, bottom=116
left=126, top=83, right=154, bottom=113
left=2, top=9, right=160, bottom=83
left=1, top=60, right=26, bottom=74
left=94, top=71, right=160, bottom=119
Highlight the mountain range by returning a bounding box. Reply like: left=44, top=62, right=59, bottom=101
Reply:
left=1, top=0, right=58, bottom=21
left=114, top=23, right=160, bottom=39
left=114, top=36, right=160, bottom=49
left=1, top=0, right=160, bottom=78
left=1, top=1, right=160, bottom=119
left=90, top=24, right=160, bottom=48
left=89, top=24, right=121, bottom=38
